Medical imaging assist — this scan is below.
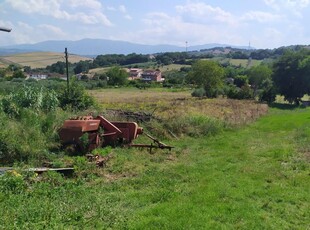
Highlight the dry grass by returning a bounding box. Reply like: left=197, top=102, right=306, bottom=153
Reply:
left=158, top=64, right=191, bottom=72
left=88, top=67, right=110, bottom=75
left=0, top=52, right=92, bottom=68
left=90, top=88, right=268, bottom=126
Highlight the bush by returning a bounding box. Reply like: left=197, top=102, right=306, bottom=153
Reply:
left=191, top=88, right=206, bottom=98
left=225, top=84, right=253, bottom=100
left=59, top=80, right=95, bottom=110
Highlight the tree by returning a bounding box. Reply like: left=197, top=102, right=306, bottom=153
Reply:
left=106, top=66, right=128, bottom=86
left=272, top=50, right=310, bottom=104
left=47, top=61, right=66, bottom=74
left=0, top=69, right=6, bottom=78
left=74, top=61, right=90, bottom=74
left=234, top=75, right=248, bottom=88
left=258, top=78, right=276, bottom=104
left=187, top=60, right=225, bottom=98
left=247, top=65, right=272, bottom=96
left=12, top=70, right=26, bottom=79
left=23, top=66, right=31, bottom=73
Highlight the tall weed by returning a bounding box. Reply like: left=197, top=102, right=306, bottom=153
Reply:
left=145, top=115, right=225, bottom=139
left=167, top=115, right=225, bottom=137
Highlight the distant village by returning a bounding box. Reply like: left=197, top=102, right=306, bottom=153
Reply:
left=26, top=68, right=164, bottom=82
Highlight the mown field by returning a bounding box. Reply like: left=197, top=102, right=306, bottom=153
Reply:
left=0, top=88, right=309, bottom=229
left=0, top=52, right=92, bottom=68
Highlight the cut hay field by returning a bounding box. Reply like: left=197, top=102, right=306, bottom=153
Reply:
left=0, top=52, right=92, bottom=68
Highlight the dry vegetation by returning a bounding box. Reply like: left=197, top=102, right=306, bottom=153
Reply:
left=0, top=52, right=92, bottom=68
left=90, top=88, right=268, bottom=126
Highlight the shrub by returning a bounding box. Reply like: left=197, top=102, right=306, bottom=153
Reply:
left=191, top=88, right=206, bottom=98
left=225, top=84, right=254, bottom=100
left=59, top=80, right=95, bottom=111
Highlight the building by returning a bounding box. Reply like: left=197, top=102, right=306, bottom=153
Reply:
left=27, top=73, right=48, bottom=80
left=127, top=68, right=143, bottom=80
left=141, top=70, right=162, bottom=82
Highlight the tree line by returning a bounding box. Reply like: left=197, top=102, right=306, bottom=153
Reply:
left=188, top=48, right=310, bottom=105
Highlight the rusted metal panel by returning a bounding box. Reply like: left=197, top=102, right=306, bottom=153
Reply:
left=61, top=120, right=100, bottom=132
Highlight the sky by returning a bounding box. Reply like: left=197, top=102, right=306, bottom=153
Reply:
left=1, top=0, right=310, bottom=49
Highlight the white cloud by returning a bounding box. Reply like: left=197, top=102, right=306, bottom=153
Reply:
left=4, top=0, right=112, bottom=26
left=124, top=15, right=132, bottom=20
left=107, top=6, right=116, bottom=11
left=264, top=0, right=310, bottom=16
left=38, top=24, right=66, bottom=37
left=176, top=2, right=238, bottom=26
left=68, top=0, right=102, bottom=9
left=241, top=11, right=284, bottom=23
left=132, top=12, right=244, bottom=46
left=119, top=5, right=127, bottom=13
left=118, top=5, right=132, bottom=20
left=5, top=0, right=60, bottom=14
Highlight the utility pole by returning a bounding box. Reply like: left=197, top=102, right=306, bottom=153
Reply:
left=65, top=48, right=69, bottom=92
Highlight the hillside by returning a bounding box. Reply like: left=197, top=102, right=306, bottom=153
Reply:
left=0, top=38, right=251, bottom=56
left=0, top=52, right=92, bottom=69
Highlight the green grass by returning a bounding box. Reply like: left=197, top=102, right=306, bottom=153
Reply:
left=158, top=64, right=191, bottom=72
left=0, top=106, right=309, bottom=229
left=229, top=58, right=262, bottom=68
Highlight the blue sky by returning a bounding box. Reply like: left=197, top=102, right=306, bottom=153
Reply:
left=1, top=0, right=310, bottom=49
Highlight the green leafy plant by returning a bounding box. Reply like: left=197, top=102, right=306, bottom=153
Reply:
left=59, top=80, right=95, bottom=110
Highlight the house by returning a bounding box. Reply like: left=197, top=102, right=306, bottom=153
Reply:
left=27, top=73, right=48, bottom=80
left=141, top=70, right=162, bottom=82
left=76, top=72, right=95, bottom=80
left=127, top=68, right=143, bottom=80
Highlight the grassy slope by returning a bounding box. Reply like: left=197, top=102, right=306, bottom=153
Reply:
left=229, top=58, right=262, bottom=68
left=127, top=107, right=309, bottom=229
left=0, top=52, right=92, bottom=68
left=0, top=106, right=309, bottom=229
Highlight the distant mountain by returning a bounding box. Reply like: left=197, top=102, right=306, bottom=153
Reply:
left=0, top=38, right=251, bottom=56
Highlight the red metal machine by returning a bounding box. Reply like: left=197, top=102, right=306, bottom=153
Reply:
left=58, top=115, right=172, bottom=152
left=59, top=115, right=143, bottom=151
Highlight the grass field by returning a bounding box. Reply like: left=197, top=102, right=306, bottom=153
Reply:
left=0, top=89, right=309, bottom=229
left=89, top=88, right=268, bottom=125
left=0, top=52, right=92, bottom=68
left=158, top=64, right=191, bottom=72
left=229, top=58, right=262, bottom=68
